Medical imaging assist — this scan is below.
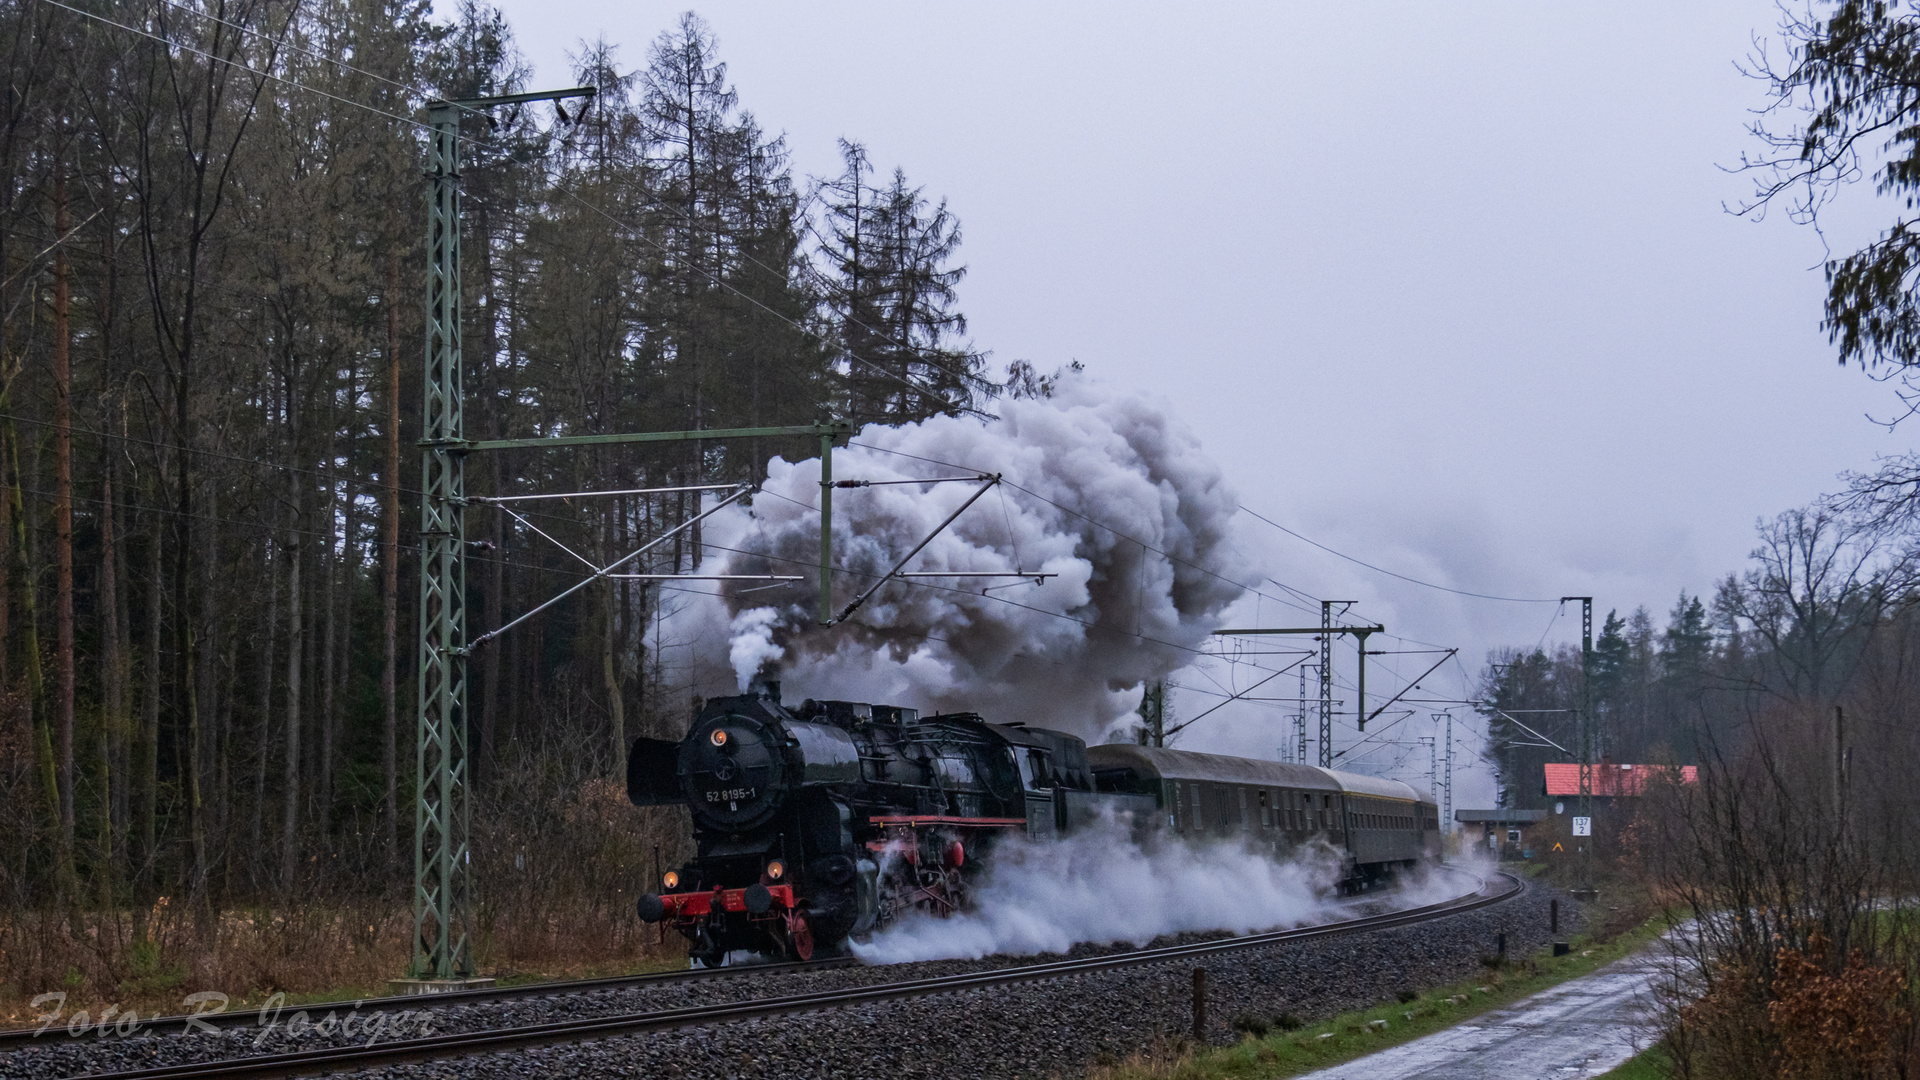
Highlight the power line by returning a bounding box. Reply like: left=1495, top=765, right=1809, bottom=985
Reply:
left=40, top=0, right=424, bottom=131
left=1239, top=504, right=1560, bottom=604
left=844, top=439, right=1301, bottom=619
left=152, top=0, right=437, bottom=109
left=799, top=446, right=1473, bottom=728
left=546, top=185, right=963, bottom=414
left=41, top=0, right=977, bottom=419
left=686, top=503, right=1302, bottom=678
left=0, top=411, right=420, bottom=500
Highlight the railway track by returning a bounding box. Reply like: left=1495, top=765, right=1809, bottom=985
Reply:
left=0, top=955, right=858, bottom=1045
left=43, top=867, right=1521, bottom=1080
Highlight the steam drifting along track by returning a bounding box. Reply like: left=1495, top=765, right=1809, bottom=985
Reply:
left=45, top=868, right=1521, bottom=1080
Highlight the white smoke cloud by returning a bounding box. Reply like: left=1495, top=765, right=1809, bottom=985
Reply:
left=662, top=375, right=1249, bottom=740
left=728, top=606, right=783, bottom=691
left=850, top=821, right=1341, bottom=963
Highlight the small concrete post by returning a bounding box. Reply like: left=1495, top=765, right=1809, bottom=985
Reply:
left=1550, top=899, right=1559, bottom=934
left=1191, top=967, right=1207, bottom=1043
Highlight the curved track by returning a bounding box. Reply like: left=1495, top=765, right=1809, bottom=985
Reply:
left=0, top=956, right=857, bottom=1045
left=49, top=867, right=1521, bottom=1080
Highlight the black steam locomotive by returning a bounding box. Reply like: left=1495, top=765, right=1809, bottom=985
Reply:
left=628, top=679, right=1441, bottom=965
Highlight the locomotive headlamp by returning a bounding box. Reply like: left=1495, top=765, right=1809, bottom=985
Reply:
left=766, top=860, right=785, bottom=880
left=663, top=871, right=680, bottom=890
left=710, top=728, right=729, bottom=748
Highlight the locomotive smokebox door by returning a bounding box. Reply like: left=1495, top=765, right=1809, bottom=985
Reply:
left=680, top=712, right=787, bottom=831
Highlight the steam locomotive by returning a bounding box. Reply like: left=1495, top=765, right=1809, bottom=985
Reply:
left=628, top=679, right=1441, bottom=965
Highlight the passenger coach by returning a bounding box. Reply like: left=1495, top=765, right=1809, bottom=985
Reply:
left=1089, top=744, right=1442, bottom=887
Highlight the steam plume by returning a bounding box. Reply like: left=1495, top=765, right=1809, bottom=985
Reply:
left=662, top=377, right=1248, bottom=738
left=851, top=822, right=1340, bottom=963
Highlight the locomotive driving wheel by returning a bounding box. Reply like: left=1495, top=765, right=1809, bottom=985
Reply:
left=784, top=909, right=814, bottom=961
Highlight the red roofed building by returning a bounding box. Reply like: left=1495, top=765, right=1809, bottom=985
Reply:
left=1543, top=762, right=1697, bottom=798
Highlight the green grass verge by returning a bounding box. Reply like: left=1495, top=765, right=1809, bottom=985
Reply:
left=1594, top=1045, right=1671, bottom=1079
left=1095, top=913, right=1670, bottom=1080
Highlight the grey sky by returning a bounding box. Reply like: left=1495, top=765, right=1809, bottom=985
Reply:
left=465, top=1, right=1905, bottom=804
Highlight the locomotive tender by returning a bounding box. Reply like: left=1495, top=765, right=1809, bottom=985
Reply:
left=628, top=679, right=1441, bottom=965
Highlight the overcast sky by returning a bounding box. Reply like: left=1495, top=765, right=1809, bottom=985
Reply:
left=460, top=0, right=1909, bottom=804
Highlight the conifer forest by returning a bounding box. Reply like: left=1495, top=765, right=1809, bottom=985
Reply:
left=0, top=0, right=995, bottom=994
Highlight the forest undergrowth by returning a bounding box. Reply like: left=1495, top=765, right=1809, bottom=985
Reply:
left=0, top=770, right=691, bottom=1026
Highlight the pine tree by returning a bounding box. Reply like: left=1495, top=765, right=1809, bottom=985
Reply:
left=818, top=148, right=992, bottom=422
left=1592, top=610, right=1629, bottom=704
left=1661, top=591, right=1713, bottom=679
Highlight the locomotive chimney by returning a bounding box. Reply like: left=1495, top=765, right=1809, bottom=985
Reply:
left=748, top=664, right=781, bottom=705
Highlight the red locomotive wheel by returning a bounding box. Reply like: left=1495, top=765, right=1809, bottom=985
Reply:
left=786, top=909, right=814, bottom=961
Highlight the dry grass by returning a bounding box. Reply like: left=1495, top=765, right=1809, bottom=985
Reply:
left=0, top=774, right=692, bottom=1026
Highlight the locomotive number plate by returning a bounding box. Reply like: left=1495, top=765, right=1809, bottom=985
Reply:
left=706, top=787, right=756, bottom=803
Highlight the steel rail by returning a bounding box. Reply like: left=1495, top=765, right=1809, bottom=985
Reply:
left=53, top=869, right=1521, bottom=1080
left=0, top=957, right=859, bottom=1044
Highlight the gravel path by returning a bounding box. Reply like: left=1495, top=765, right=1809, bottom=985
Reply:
left=4, top=871, right=1571, bottom=1080
left=1292, top=942, right=1658, bottom=1079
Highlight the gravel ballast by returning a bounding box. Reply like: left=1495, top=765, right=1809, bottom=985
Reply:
left=3, top=870, right=1576, bottom=1080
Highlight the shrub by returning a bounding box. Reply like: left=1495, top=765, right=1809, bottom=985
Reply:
left=1230, top=1013, right=1271, bottom=1038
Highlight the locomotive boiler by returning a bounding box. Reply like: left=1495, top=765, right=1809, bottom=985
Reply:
left=627, top=678, right=1439, bottom=965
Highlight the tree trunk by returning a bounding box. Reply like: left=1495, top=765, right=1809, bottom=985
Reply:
left=332, top=465, right=357, bottom=832
left=213, top=632, right=234, bottom=895
left=100, top=439, right=123, bottom=902
left=281, top=537, right=303, bottom=891
left=137, top=496, right=163, bottom=899
left=0, top=402, right=9, bottom=695
left=251, top=537, right=278, bottom=886
left=602, top=507, right=624, bottom=767
left=383, top=250, right=401, bottom=860
left=52, top=161, right=75, bottom=865
left=194, top=481, right=220, bottom=898
left=102, top=225, right=131, bottom=882
left=319, top=457, right=337, bottom=840
left=7, top=416, right=57, bottom=885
